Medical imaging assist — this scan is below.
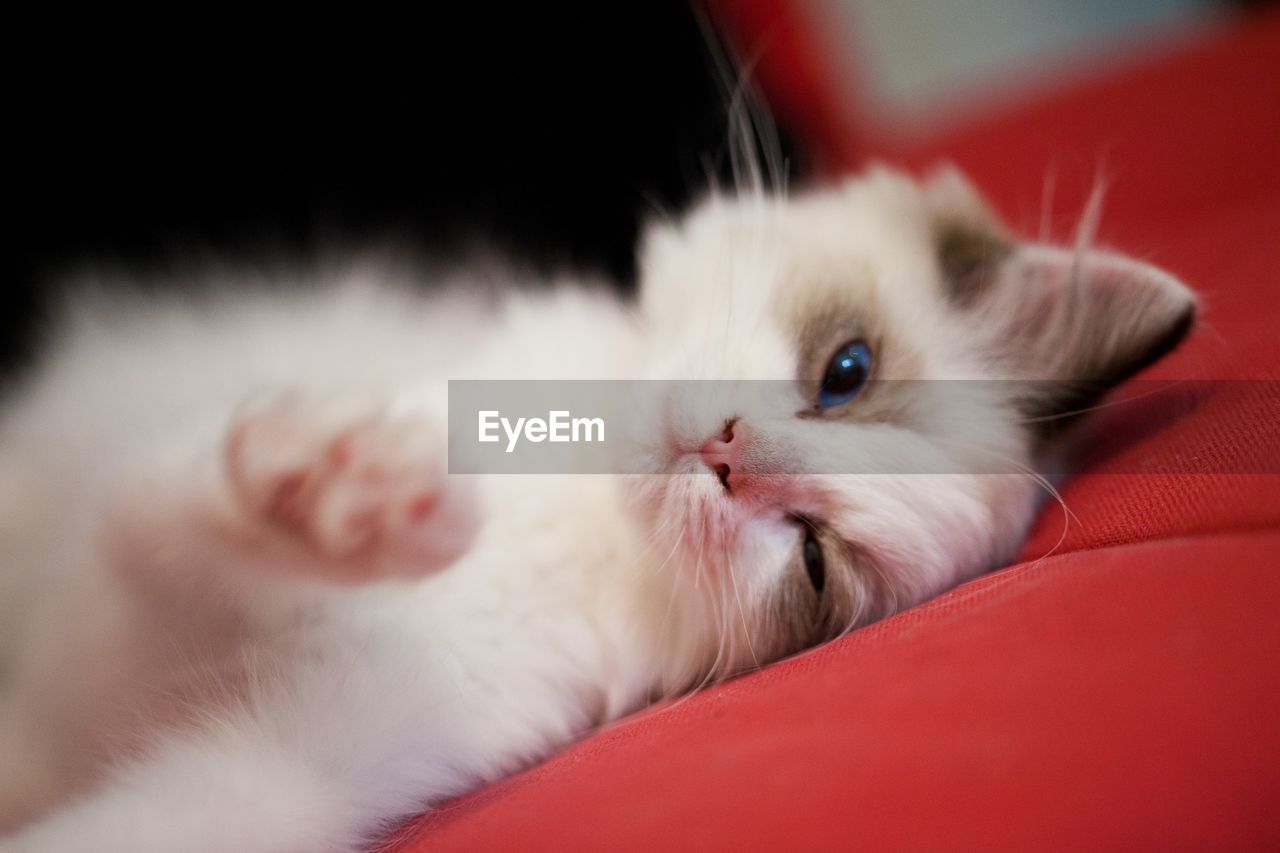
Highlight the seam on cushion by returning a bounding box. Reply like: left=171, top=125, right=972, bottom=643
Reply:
left=856, top=521, right=1280, bottom=650
left=1018, top=513, right=1280, bottom=566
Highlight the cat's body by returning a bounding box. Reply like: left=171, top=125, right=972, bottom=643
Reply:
left=0, top=167, right=1195, bottom=852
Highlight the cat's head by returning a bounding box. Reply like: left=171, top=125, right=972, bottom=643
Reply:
left=626, top=165, right=1195, bottom=693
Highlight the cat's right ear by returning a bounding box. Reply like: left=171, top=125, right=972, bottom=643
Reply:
left=924, top=165, right=1198, bottom=426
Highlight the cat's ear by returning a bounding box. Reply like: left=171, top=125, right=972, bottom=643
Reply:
left=924, top=164, right=1006, bottom=239
left=924, top=166, right=1198, bottom=425
left=924, top=165, right=1014, bottom=307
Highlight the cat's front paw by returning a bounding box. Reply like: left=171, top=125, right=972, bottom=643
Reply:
left=225, top=395, right=477, bottom=580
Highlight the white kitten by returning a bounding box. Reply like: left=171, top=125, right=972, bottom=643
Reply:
left=0, top=166, right=1194, bottom=852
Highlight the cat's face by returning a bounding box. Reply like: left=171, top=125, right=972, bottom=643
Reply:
left=626, top=165, right=1195, bottom=693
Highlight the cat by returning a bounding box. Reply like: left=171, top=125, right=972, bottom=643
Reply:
left=0, top=164, right=1195, bottom=852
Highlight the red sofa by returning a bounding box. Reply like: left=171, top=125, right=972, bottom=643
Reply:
left=386, top=10, right=1280, bottom=850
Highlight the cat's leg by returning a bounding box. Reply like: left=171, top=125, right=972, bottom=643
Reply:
left=0, top=392, right=479, bottom=831
left=106, top=391, right=480, bottom=592
left=3, top=713, right=383, bottom=853
left=2, top=638, right=468, bottom=853
left=0, top=708, right=63, bottom=837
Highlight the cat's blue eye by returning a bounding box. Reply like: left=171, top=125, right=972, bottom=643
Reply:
left=818, top=340, right=872, bottom=409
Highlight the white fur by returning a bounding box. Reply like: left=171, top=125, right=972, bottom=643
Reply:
left=0, top=167, right=1194, bottom=851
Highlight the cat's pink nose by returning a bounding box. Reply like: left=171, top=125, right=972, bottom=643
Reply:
left=699, top=419, right=740, bottom=489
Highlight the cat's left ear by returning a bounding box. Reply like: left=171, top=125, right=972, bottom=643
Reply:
left=923, top=165, right=1198, bottom=422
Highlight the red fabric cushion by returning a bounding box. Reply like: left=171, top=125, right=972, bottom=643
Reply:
left=385, top=11, right=1280, bottom=851
left=392, top=533, right=1278, bottom=852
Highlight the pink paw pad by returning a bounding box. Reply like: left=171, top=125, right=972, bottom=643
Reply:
left=225, top=397, right=476, bottom=577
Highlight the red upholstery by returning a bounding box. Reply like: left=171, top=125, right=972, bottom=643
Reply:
left=386, top=11, right=1280, bottom=851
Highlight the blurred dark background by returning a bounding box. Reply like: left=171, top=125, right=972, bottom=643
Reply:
left=4, top=4, right=798, bottom=375
left=9, top=0, right=1266, bottom=379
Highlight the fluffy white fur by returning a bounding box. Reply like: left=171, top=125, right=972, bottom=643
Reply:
left=0, top=166, right=1194, bottom=852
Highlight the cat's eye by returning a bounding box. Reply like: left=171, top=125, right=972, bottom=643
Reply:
left=818, top=340, right=872, bottom=409
left=802, top=528, right=826, bottom=594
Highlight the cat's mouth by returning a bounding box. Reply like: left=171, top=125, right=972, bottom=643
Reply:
left=678, top=460, right=803, bottom=535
